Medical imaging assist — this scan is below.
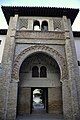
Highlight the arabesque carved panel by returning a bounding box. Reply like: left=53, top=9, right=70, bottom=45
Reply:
left=16, top=31, right=65, bottom=40
left=19, top=18, right=28, bottom=30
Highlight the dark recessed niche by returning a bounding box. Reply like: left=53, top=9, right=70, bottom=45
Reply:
left=78, top=61, right=80, bottom=66
left=0, top=40, right=1, bottom=44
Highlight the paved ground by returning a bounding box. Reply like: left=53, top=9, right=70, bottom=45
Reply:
left=16, top=114, right=63, bottom=120
left=16, top=106, right=63, bottom=120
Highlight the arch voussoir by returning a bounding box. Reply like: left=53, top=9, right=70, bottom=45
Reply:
left=12, top=45, right=68, bottom=82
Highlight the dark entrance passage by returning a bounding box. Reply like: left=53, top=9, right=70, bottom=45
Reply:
left=31, top=88, right=48, bottom=114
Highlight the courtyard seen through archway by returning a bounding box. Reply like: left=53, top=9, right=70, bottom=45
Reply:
left=31, top=88, right=48, bottom=114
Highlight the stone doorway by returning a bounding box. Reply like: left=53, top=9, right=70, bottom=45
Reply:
left=17, top=52, right=63, bottom=116
left=31, top=88, right=48, bottom=114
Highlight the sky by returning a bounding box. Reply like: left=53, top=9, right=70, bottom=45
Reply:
left=0, top=0, right=80, bottom=31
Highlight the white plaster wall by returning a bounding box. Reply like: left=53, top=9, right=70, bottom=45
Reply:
left=74, top=37, right=80, bottom=75
left=0, top=35, right=6, bottom=63
left=74, top=37, right=80, bottom=60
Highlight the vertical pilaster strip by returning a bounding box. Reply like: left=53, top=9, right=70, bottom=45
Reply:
left=63, top=16, right=80, bottom=119
left=0, top=14, right=18, bottom=120
left=0, top=63, right=6, bottom=120
left=68, top=19, right=80, bottom=112
left=62, top=80, right=73, bottom=119
left=6, top=82, right=18, bottom=120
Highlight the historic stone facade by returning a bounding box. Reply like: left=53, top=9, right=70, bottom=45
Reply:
left=0, top=6, right=80, bottom=120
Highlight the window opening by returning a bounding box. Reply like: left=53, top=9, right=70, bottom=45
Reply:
left=41, top=21, right=48, bottom=31
left=32, top=66, right=39, bottom=77
left=33, top=20, right=40, bottom=30
left=40, top=66, right=47, bottom=77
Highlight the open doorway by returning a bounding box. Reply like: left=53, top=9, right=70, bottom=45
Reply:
left=31, top=88, right=48, bottom=114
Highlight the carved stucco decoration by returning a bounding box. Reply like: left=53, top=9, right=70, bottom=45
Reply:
left=19, top=18, right=28, bottom=30
left=16, top=31, right=65, bottom=39
left=53, top=18, right=63, bottom=30
left=12, top=45, right=68, bottom=82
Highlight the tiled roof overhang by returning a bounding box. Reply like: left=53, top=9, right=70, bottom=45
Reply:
left=1, top=6, right=79, bottom=25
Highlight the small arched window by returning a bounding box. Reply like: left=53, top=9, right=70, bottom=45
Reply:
left=40, top=66, right=47, bottom=77
left=41, top=21, right=48, bottom=31
left=33, top=20, right=40, bottom=31
left=32, top=66, right=39, bottom=77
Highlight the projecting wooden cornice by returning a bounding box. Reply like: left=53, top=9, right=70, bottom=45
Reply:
left=1, top=6, right=79, bottom=25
